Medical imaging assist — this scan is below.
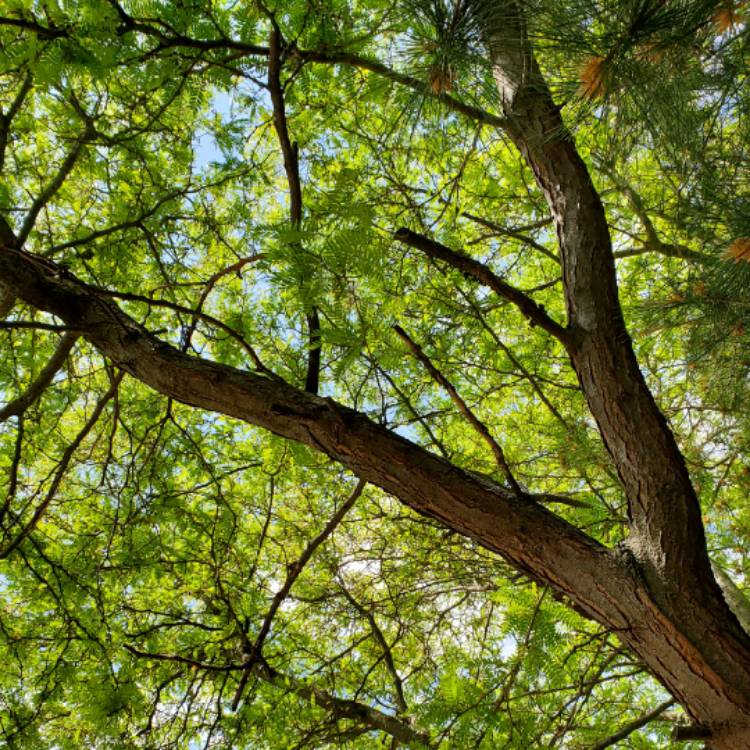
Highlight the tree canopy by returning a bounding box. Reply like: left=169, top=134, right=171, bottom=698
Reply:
left=1, top=1, right=750, bottom=748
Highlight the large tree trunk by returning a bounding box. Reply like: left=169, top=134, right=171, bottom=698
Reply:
left=485, top=7, right=750, bottom=746
left=2, top=7, right=750, bottom=746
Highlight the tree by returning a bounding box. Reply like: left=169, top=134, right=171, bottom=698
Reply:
left=1, top=0, right=750, bottom=747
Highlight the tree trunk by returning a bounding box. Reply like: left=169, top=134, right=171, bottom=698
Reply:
left=1, top=6, right=750, bottom=746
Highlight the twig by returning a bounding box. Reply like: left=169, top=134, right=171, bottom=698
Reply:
left=0, top=332, right=78, bottom=423
left=393, top=324, right=523, bottom=497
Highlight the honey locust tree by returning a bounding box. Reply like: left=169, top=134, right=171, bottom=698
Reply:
left=1, top=0, right=750, bottom=747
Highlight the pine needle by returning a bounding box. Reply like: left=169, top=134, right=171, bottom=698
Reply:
left=724, top=238, right=750, bottom=263
left=579, top=56, right=608, bottom=99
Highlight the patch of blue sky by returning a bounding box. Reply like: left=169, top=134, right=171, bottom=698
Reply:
left=192, top=88, right=232, bottom=172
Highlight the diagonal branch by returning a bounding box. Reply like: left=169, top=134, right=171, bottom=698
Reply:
left=4, top=243, right=749, bottom=726
left=394, top=227, right=570, bottom=346
left=0, top=370, right=123, bottom=558
left=0, top=16, right=507, bottom=131
left=590, top=699, right=674, bottom=750
left=393, top=324, right=523, bottom=496
left=17, top=123, right=95, bottom=246
left=0, top=71, right=33, bottom=175
left=338, top=584, right=408, bottom=715
left=0, top=243, right=627, bottom=623
left=463, top=211, right=558, bottom=264
left=124, top=643, right=429, bottom=746
left=231, top=478, right=366, bottom=709
left=0, top=331, right=78, bottom=423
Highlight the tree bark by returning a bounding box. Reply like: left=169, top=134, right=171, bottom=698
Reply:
left=481, top=6, right=750, bottom=746
left=2, top=243, right=750, bottom=745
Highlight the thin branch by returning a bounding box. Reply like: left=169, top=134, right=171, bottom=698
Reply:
left=0, top=371, right=123, bottom=559
left=296, top=47, right=507, bottom=129
left=231, top=478, right=366, bottom=709
left=46, top=188, right=186, bottom=255
left=590, top=699, right=674, bottom=750
left=0, top=15, right=507, bottom=132
left=0, top=72, right=33, bottom=174
left=180, top=254, right=264, bottom=351
left=124, top=643, right=429, bottom=747
left=254, top=658, right=429, bottom=747
left=393, top=324, right=523, bottom=496
left=0, top=331, right=78, bottom=423
left=96, top=287, right=272, bottom=375
left=463, top=211, right=558, bottom=264
left=17, top=123, right=95, bottom=246
left=612, top=242, right=710, bottom=262
left=394, top=228, right=570, bottom=346
left=268, top=26, right=321, bottom=394
left=339, top=585, right=408, bottom=714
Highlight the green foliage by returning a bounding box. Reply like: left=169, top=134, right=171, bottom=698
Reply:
left=0, top=0, right=744, bottom=747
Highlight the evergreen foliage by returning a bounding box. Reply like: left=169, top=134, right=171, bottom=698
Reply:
left=0, top=0, right=749, bottom=747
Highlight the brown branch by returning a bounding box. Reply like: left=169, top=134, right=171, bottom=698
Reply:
left=17, top=123, right=95, bottom=246
left=0, top=243, right=631, bottom=621
left=0, top=331, right=78, bottom=423
left=268, top=26, right=321, bottom=394
left=0, top=15, right=68, bottom=39
left=590, top=699, right=674, bottom=750
left=181, top=254, right=264, bottom=351
left=0, top=371, right=123, bottom=558
left=254, top=659, right=429, bottom=747
left=4, top=242, right=746, bottom=727
left=0, top=72, right=33, bottom=175
left=612, top=242, right=710, bottom=262
left=484, top=6, right=720, bottom=597
left=338, top=585, right=408, bottom=714
left=462, top=211, right=558, bottom=264
left=394, top=227, right=570, bottom=346
left=46, top=188, right=187, bottom=255
left=393, top=324, right=523, bottom=496
left=231, top=478, right=365, bottom=709
left=296, top=47, right=507, bottom=129
left=96, top=286, right=272, bottom=375
left=124, top=641, right=428, bottom=746
left=0, top=15, right=506, bottom=133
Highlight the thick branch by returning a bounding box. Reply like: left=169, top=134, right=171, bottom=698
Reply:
left=4, top=221, right=750, bottom=740
left=483, top=7, right=750, bottom=733
left=0, top=243, right=630, bottom=623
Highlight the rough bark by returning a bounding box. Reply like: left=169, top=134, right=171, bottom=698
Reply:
left=482, top=6, right=750, bottom=746
left=2, top=243, right=750, bottom=746
left=2, top=7, right=750, bottom=747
